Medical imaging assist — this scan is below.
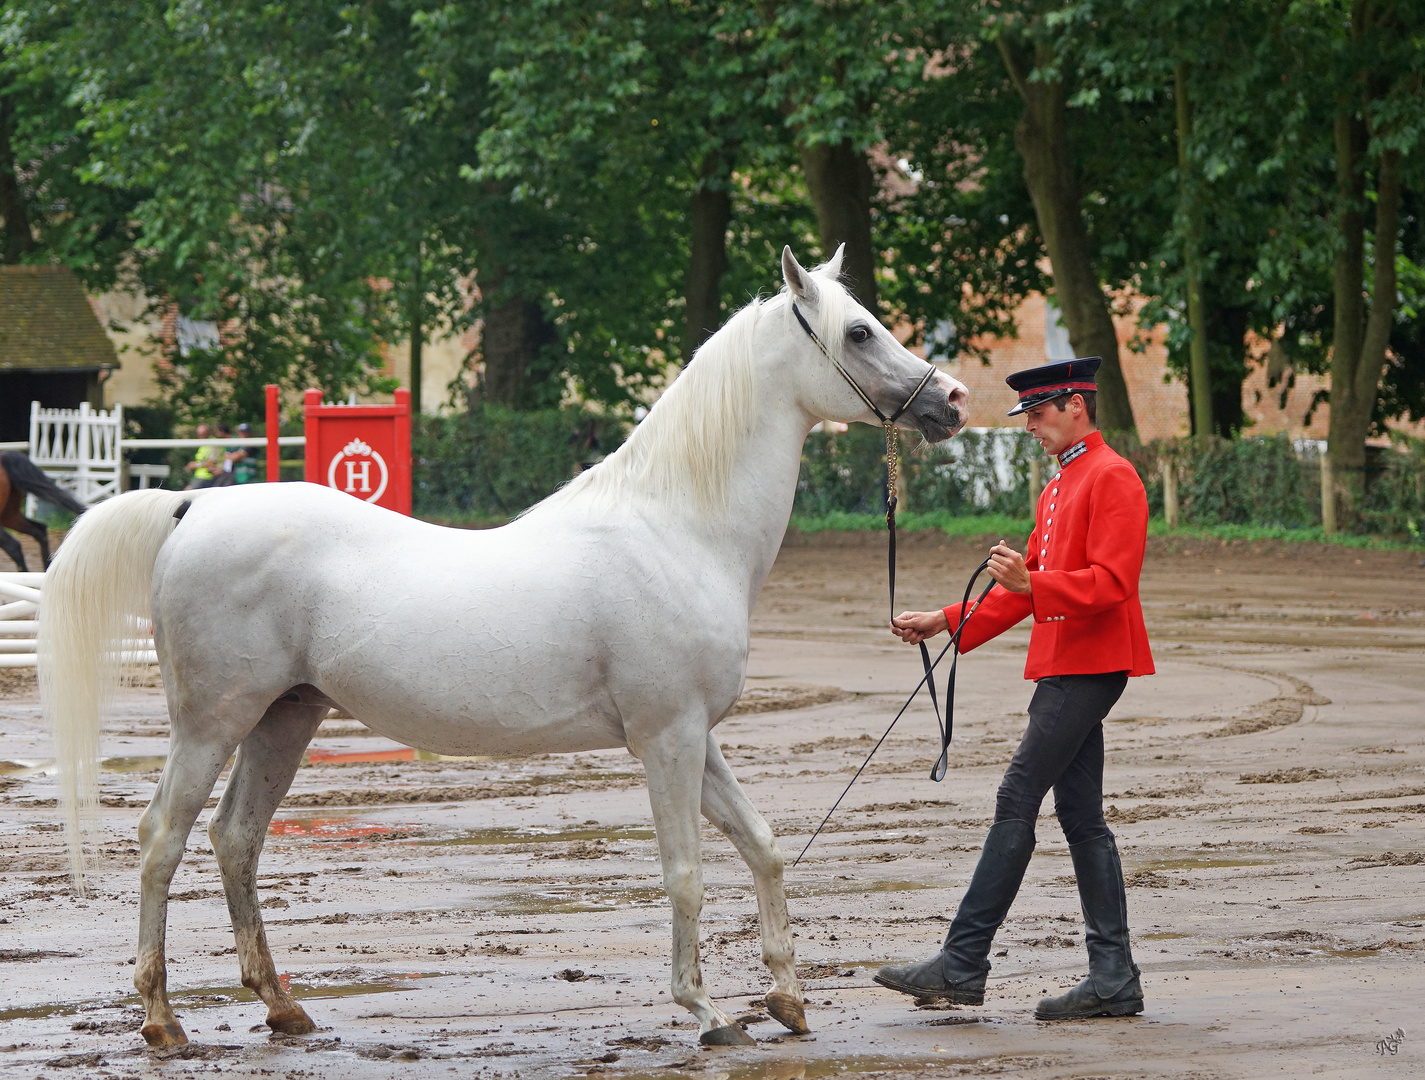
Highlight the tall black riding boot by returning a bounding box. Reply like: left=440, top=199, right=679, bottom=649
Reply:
left=1036, top=832, right=1143, bottom=1019
left=874, top=819, right=1035, bottom=1004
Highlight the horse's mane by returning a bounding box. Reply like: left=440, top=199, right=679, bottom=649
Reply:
left=539, top=263, right=850, bottom=519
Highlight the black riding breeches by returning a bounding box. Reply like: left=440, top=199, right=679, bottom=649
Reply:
left=994, top=672, right=1129, bottom=847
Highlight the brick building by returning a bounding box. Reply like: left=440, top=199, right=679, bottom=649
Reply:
left=917, top=290, right=1338, bottom=441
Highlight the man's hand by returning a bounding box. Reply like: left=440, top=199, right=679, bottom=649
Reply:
left=890, top=608, right=948, bottom=645
left=987, top=540, right=1031, bottom=594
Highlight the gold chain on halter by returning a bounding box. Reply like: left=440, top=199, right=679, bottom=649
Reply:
left=883, top=421, right=899, bottom=508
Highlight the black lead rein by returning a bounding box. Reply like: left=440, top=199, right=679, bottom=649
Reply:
left=787, top=299, right=994, bottom=867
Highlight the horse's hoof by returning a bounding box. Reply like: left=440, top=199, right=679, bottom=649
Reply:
left=141, top=1020, right=189, bottom=1048
left=764, top=992, right=809, bottom=1035
left=266, top=1006, right=317, bottom=1035
left=699, top=1022, right=755, bottom=1047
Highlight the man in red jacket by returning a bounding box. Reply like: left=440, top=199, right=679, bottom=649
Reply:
left=874, top=356, right=1154, bottom=1020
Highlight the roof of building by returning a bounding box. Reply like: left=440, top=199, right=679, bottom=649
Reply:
left=0, top=265, right=119, bottom=373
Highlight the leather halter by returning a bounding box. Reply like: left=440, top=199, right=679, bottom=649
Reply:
left=790, top=301, right=939, bottom=431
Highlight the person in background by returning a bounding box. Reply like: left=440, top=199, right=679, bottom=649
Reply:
left=230, top=423, right=260, bottom=484
left=183, top=423, right=222, bottom=489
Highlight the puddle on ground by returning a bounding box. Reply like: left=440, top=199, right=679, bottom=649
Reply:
left=0, top=755, right=169, bottom=779
left=788, top=880, right=931, bottom=900
left=489, top=885, right=672, bottom=915
left=305, top=748, right=489, bottom=766
left=621, top=1054, right=992, bottom=1080
left=269, top=817, right=422, bottom=841
left=0, top=972, right=440, bottom=1023
left=420, top=825, right=656, bottom=847
left=1141, top=932, right=1190, bottom=940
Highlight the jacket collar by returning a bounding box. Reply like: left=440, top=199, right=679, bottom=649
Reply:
left=1058, top=429, right=1104, bottom=469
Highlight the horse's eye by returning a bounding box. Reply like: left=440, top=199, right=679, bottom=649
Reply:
left=849, top=326, right=870, bottom=344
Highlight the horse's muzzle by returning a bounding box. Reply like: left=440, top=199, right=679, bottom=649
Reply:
left=909, top=374, right=969, bottom=443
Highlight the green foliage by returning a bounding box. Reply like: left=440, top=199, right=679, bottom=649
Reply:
left=1361, top=435, right=1425, bottom=537
left=413, top=405, right=627, bottom=519
left=794, top=427, right=1043, bottom=518
left=1169, top=435, right=1319, bottom=527
left=793, top=425, right=888, bottom=516
left=5, top=0, right=1424, bottom=474
left=904, top=430, right=1043, bottom=518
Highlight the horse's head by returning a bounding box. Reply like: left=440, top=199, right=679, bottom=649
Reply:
left=777, top=246, right=968, bottom=442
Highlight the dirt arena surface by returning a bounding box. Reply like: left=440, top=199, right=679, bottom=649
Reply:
left=2, top=530, right=1423, bottom=1079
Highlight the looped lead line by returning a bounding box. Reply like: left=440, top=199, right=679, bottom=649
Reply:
left=791, top=559, right=994, bottom=868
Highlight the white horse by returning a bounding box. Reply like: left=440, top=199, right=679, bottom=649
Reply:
left=41, top=247, right=968, bottom=1049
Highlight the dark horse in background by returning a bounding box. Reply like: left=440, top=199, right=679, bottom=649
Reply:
left=0, top=451, right=88, bottom=571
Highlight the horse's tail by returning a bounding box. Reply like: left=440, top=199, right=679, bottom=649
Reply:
left=39, top=488, right=193, bottom=893
left=0, top=451, right=89, bottom=517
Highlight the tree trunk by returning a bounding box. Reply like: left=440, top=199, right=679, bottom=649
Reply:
left=798, top=138, right=879, bottom=310
left=480, top=280, right=556, bottom=408
left=685, top=150, right=733, bottom=361
left=0, top=90, right=37, bottom=263
left=1207, top=302, right=1249, bottom=437
left=1325, top=107, right=1401, bottom=530
left=408, top=245, right=423, bottom=416
left=998, top=38, right=1136, bottom=434
left=1175, top=64, right=1213, bottom=439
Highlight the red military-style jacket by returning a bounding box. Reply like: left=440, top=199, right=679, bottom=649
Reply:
left=943, top=430, right=1154, bottom=680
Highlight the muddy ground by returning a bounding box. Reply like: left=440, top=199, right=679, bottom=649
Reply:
left=2, top=530, right=1423, bottom=1080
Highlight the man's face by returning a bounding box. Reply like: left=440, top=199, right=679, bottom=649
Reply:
left=1022, top=395, right=1082, bottom=457
left=196, top=423, right=211, bottom=439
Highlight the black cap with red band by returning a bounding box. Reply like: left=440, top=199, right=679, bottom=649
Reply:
left=1004, top=356, right=1102, bottom=416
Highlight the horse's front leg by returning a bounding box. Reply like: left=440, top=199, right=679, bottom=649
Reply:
left=640, top=725, right=753, bottom=1046
left=700, top=734, right=807, bottom=1034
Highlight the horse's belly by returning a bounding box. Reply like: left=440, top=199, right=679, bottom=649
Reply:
left=309, top=626, right=627, bottom=757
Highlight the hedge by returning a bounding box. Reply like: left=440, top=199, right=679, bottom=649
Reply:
left=413, top=405, right=626, bottom=520
left=405, top=410, right=1422, bottom=540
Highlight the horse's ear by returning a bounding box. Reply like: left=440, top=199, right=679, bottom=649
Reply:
left=823, top=243, right=846, bottom=280
left=782, top=245, right=818, bottom=303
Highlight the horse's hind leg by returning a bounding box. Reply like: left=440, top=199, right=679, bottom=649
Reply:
left=640, top=725, right=752, bottom=1046
left=700, top=735, right=807, bottom=1035
left=0, top=527, right=26, bottom=572
left=15, top=517, right=51, bottom=568
left=135, top=730, right=245, bottom=1047
left=208, top=701, right=324, bottom=1035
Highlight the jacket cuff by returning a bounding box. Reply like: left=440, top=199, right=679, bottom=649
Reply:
left=1029, top=571, right=1071, bottom=623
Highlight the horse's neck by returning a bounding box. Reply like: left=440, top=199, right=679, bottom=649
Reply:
left=716, top=377, right=814, bottom=609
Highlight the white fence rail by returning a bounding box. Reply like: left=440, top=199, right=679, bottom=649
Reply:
left=13, top=401, right=306, bottom=509
left=0, top=572, right=157, bottom=669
